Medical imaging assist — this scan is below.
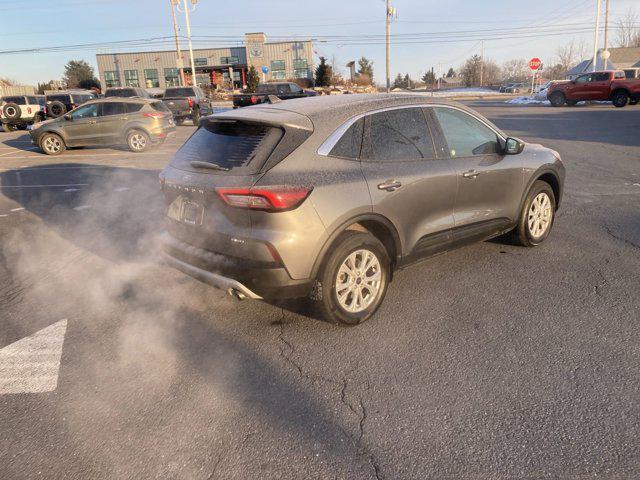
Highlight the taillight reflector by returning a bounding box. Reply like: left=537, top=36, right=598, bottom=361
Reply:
left=250, top=95, right=258, bottom=104
left=216, top=186, right=313, bottom=212
left=143, top=112, right=166, bottom=118
left=188, top=98, right=194, bottom=108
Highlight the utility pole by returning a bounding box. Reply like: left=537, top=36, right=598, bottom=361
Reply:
left=181, top=0, right=197, bottom=86
left=603, top=0, right=610, bottom=69
left=479, top=40, right=484, bottom=87
left=169, top=0, right=184, bottom=86
left=592, top=0, right=602, bottom=72
left=386, top=0, right=391, bottom=93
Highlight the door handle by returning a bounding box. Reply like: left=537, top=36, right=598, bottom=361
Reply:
left=377, top=180, right=402, bottom=191
left=462, top=169, right=480, bottom=179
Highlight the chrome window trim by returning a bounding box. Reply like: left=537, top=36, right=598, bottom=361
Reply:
left=317, top=103, right=506, bottom=157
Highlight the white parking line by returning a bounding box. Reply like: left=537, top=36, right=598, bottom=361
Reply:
left=9, top=207, right=24, bottom=212
left=0, top=183, right=89, bottom=188
left=0, top=152, right=168, bottom=160
left=0, top=214, right=8, bottom=218
left=73, top=205, right=91, bottom=211
left=64, top=188, right=79, bottom=192
left=0, top=319, right=68, bottom=394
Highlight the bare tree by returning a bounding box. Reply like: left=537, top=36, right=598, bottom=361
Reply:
left=616, top=8, right=640, bottom=47
left=502, top=59, right=529, bottom=82
left=555, top=39, right=588, bottom=76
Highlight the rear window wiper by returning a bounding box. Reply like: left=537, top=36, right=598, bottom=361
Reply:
left=189, top=160, right=229, bottom=171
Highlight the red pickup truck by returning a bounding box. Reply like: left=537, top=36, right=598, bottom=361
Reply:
left=547, top=70, right=640, bottom=107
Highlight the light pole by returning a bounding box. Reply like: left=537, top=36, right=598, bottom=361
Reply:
left=178, top=0, right=198, bottom=86
left=592, top=0, right=602, bottom=72
left=385, top=1, right=396, bottom=93
left=169, top=0, right=185, bottom=86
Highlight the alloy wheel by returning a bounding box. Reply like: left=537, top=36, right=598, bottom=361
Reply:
left=527, top=192, right=552, bottom=238
left=43, top=136, right=62, bottom=154
left=130, top=133, right=147, bottom=151
left=335, top=249, right=382, bottom=313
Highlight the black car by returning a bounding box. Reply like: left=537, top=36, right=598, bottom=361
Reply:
left=45, top=90, right=97, bottom=118
left=233, top=82, right=317, bottom=108
left=104, top=87, right=152, bottom=99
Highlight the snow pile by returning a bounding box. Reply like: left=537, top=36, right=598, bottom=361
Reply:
left=506, top=96, right=550, bottom=105
left=392, top=87, right=504, bottom=98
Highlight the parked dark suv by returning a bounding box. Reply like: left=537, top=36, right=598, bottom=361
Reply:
left=30, top=97, right=175, bottom=155
left=104, top=87, right=152, bottom=99
left=45, top=90, right=97, bottom=118
left=160, top=94, right=565, bottom=325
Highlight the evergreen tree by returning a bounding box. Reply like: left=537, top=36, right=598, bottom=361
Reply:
left=246, top=66, right=260, bottom=92
left=63, top=60, right=97, bottom=89
left=314, top=57, right=333, bottom=86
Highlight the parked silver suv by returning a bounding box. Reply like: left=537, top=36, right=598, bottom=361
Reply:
left=160, top=94, right=565, bottom=325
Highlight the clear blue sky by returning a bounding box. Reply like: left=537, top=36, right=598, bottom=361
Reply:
left=0, top=0, right=637, bottom=85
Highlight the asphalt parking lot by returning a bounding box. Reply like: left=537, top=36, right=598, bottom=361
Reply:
left=1, top=101, right=639, bottom=479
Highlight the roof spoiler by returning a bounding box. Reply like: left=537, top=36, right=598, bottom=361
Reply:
left=266, top=95, right=282, bottom=104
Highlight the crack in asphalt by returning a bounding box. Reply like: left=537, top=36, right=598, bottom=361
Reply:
left=603, top=223, right=640, bottom=251
left=275, top=309, right=384, bottom=479
left=206, top=432, right=255, bottom=480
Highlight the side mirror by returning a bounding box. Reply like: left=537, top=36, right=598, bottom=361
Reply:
left=63, top=113, right=72, bottom=121
left=505, top=137, right=525, bottom=155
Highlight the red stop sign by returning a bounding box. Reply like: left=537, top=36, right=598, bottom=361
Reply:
left=529, top=58, right=542, bottom=70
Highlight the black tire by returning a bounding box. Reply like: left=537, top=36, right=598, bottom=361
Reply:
left=315, top=230, right=390, bottom=326
left=566, top=100, right=578, bottom=106
left=611, top=91, right=629, bottom=108
left=191, top=108, right=201, bottom=125
left=549, top=92, right=565, bottom=107
left=39, top=132, right=66, bottom=156
left=3, top=102, right=21, bottom=121
left=48, top=101, right=67, bottom=118
left=126, top=129, right=150, bottom=153
left=2, top=123, right=17, bottom=132
left=513, top=180, right=556, bottom=247
left=630, top=99, right=639, bottom=106
left=174, top=117, right=184, bottom=126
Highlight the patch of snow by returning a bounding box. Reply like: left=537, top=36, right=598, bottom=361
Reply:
left=506, top=96, right=550, bottom=105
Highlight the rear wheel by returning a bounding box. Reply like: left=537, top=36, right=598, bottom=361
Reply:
left=566, top=100, right=578, bottom=106
left=612, top=91, right=629, bottom=108
left=629, top=98, right=639, bottom=106
left=549, top=92, right=565, bottom=107
left=127, top=130, right=149, bottom=153
left=191, top=108, right=201, bottom=125
left=315, top=231, right=390, bottom=326
left=514, top=180, right=556, bottom=247
left=40, top=132, right=66, bottom=155
left=2, top=123, right=17, bottom=132
left=174, top=117, right=184, bottom=126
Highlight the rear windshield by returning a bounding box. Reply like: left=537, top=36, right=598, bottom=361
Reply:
left=105, top=89, right=135, bottom=97
left=151, top=101, right=170, bottom=112
left=164, top=87, right=195, bottom=97
left=2, top=96, right=26, bottom=105
left=171, top=120, right=283, bottom=173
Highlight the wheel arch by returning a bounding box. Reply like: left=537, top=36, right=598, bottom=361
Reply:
left=610, top=87, right=630, bottom=99
left=519, top=167, right=562, bottom=214
left=310, top=213, right=402, bottom=281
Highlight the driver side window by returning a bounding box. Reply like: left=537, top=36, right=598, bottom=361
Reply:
left=433, top=107, right=500, bottom=157
left=71, top=104, right=98, bottom=120
left=575, top=74, right=591, bottom=84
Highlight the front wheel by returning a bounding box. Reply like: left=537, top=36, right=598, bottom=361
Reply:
left=549, top=92, right=565, bottom=107
left=315, top=231, right=390, bottom=326
left=127, top=130, right=149, bottom=153
left=40, top=132, right=66, bottom=155
left=174, top=117, right=184, bottom=126
left=191, top=109, right=201, bottom=125
left=513, top=180, right=556, bottom=247
left=2, top=123, right=18, bottom=132
left=612, top=91, right=629, bottom=108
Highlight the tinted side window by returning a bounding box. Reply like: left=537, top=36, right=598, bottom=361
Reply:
left=277, top=84, right=291, bottom=94
left=125, top=103, right=143, bottom=113
left=593, top=72, right=609, bottom=81
left=362, top=108, right=435, bottom=161
left=27, top=96, right=37, bottom=104
left=329, top=118, right=364, bottom=159
left=575, top=74, right=591, bottom=84
left=433, top=107, right=499, bottom=157
left=71, top=104, right=98, bottom=120
left=3, top=96, right=26, bottom=105
left=101, top=102, right=125, bottom=116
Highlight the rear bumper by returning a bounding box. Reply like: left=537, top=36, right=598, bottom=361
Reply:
left=160, top=233, right=313, bottom=300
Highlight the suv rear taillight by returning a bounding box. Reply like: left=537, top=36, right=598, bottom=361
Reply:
left=250, top=95, right=258, bottom=104
left=188, top=98, right=194, bottom=108
left=216, top=186, right=313, bottom=212
left=143, top=112, right=166, bottom=118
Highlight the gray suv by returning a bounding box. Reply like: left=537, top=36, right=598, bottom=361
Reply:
left=160, top=94, right=565, bottom=325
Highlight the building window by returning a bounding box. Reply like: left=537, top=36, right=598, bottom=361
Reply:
left=293, top=59, right=307, bottom=70
left=194, top=57, right=207, bottom=66
left=164, top=68, right=180, bottom=86
left=220, top=56, right=239, bottom=65
left=144, top=69, right=159, bottom=88
left=271, top=60, right=286, bottom=79
left=104, top=70, right=120, bottom=88
left=124, top=70, right=139, bottom=87
left=195, top=74, right=210, bottom=86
